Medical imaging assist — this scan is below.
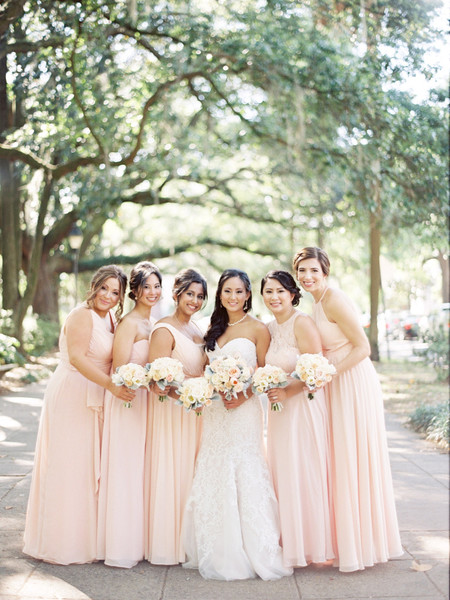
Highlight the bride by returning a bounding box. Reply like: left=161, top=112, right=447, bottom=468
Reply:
left=182, top=269, right=292, bottom=581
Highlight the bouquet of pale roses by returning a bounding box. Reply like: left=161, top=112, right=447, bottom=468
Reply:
left=291, top=353, right=336, bottom=400
left=204, top=353, right=252, bottom=401
left=252, top=364, right=288, bottom=412
left=111, top=362, right=151, bottom=407
left=175, top=376, right=221, bottom=415
left=147, top=356, right=185, bottom=401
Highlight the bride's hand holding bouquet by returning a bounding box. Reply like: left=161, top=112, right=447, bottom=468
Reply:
left=204, top=353, right=252, bottom=409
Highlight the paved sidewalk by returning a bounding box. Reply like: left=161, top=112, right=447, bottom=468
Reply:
left=0, top=380, right=448, bottom=600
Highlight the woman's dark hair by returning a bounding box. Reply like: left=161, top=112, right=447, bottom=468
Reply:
left=128, top=261, right=162, bottom=302
left=85, top=264, right=128, bottom=321
left=173, top=268, right=208, bottom=304
left=292, top=246, right=330, bottom=277
left=204, top=269, right=252, bottom=351
left=260, top=270, right=302, bottom=306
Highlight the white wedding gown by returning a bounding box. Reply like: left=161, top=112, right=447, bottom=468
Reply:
left=182, top=338, right=293, bottom=580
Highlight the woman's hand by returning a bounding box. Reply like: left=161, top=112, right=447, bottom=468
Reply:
left=109, top=381, right=136, bottom=403
left=150, top=382, right=172, bottom=398
left=223, top=390, right=248, bottom=410
left=267, top=387, right=288, bottom=405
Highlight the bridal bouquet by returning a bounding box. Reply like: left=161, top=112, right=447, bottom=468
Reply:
left=204, top=353, right=252, bottom=401
left=291, top=353, right=336, bottom=400
left=175, top=376, right=220, bottom=416
left=111, top=362, right=151, bottom=407
left=147, top=356, right=185, bottom=402
left=252, top=364, right=288, bottom=412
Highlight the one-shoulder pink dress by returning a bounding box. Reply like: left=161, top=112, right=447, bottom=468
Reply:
left=144, top=323, right=205, bottom=564
left=23, top=308, right=113, bottom=564
left=97, top=336, right=151, bottom=568
left=312, top=295, right=402, bottom=572
left=266, top=311, right=335, bottom=567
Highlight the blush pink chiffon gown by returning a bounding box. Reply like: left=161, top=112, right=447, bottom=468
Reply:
left=97, top=337, right=151, bottom=568
left=144, top=323, right=204, bottom=565
left=23, top=308, right=113, bottom=564
left=266, top=311, right=335, bottom=567
left=313, top=294, right=403, bottom=572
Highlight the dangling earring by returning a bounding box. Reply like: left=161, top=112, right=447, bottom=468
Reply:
left=244, top=300, right=248, bottom=311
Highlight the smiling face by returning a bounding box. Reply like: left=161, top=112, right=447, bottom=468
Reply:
left=220, top=276, right=250, bottom=315
left=136, top=273, right=162, bottom=309
left=177, top=282, right=206, bottom=318
left=296, top=257, right=327, bottom=297
left=262, top=278, right=295, bottom=317
left=92, top=276, right=121, bottom=317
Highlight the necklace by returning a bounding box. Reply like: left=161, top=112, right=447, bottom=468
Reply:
left=228, top=313, right=247, bottom=327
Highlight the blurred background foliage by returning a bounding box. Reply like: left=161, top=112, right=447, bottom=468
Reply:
left=0, top=0, right=448, bottom=363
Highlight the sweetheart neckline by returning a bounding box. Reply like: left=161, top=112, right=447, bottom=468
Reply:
left=215, top=337, right=256, bottom=350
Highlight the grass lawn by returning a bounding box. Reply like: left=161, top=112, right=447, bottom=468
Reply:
left=375, top=359, right=448, bottom=418
left=375, top=359, right=448, bottom=450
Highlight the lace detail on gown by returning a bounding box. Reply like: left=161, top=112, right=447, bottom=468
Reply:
left=182, top=338, right=292, bottom=581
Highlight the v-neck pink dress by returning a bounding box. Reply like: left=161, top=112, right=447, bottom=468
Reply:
left=266, top=311, right=335, bottom=567
left=312, top=293, right=402, bottom=572
left=144, top=323, right=205, bottom=565
left=23, top=308, right=113, bottom=564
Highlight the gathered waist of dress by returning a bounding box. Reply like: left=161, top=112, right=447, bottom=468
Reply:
left=58, top=357, right=112, bottom=374
left=323, top=341, right=353, bottom=361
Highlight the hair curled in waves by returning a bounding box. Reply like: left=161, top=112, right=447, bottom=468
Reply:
left=85, top=264, right=128, bottom=321
left=204, top=269, right=252, bottom=352
left=292, top=246, right=330, bottom=277
left=128, top=261, right=162, bottom=302
left=260, top=270, right=302, bottom=306
left=173, top=268, right=208, bottom=304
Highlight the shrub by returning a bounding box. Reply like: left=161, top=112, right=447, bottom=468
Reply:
left=24, top=317, right=60, bottom=357
left=420, top=326, right=449, bottom=382
left=408, top=403, right=449, bottom=449
left=0, top=333, right=26, bottom=366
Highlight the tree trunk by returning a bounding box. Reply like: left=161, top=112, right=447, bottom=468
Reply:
left=369, top=170, right=382, bottom=361
left=32, top=256, right=60, bottom=322
left=0, top=37, right=20, bottom=310
left=437, top=250, right=449, bottom=304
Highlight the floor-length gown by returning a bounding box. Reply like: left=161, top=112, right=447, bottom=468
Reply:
left=23, top=308, right=113, bottom=564
left=266, top=311, right=335, bottom=567
left=182, top=338, right=293, bottom=581
left=144, top=323, right=204, bottom=564
left=312, top=295, right=403, bottom=572
left=97, top=337, right=151, bottom=568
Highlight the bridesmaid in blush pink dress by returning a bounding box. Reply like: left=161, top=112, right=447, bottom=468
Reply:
left=261, top=270, right=335, bottom=568
left=144, top=268, right=207, bottom=565
left=294, top=247, right=403, bottom=572
left=23, top=265, right=133, bottom=565
left=97, top=262, right=162, bottom=568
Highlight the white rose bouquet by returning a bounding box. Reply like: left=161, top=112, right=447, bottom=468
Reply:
left=204, top=353, right=252, bottom=402
left=251, top=364, right=288, bottom=412
left=175, top=376, right=220, bottom=416
left=291, top=353, right=336, bottom=400
left=147, top=356, right=185, bottom=402
left=111, top=362, right=151, bottom=407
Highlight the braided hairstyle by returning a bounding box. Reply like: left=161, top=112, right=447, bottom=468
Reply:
left=204, top=269, right=252, bottom=351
